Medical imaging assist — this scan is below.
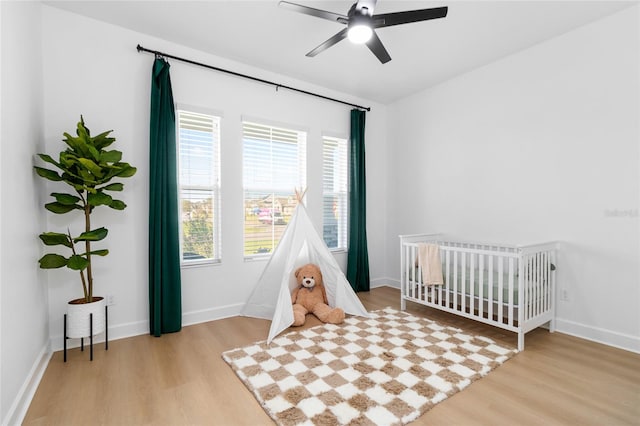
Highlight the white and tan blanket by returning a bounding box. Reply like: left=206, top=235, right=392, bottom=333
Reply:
left=418, top=243, right=444, bottom=286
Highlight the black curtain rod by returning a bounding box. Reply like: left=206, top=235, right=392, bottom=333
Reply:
left=136, top=44, right=371, bottom=112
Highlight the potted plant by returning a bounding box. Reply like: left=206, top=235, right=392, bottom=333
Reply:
left=34, top=116, right=136, bottom=338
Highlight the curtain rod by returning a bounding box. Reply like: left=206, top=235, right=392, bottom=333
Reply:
left=136, top=44, right=371, bottom=112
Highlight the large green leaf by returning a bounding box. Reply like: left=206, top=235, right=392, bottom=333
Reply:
left=78, top=158, right=104, bottom=178
left=34, top=167, right=62, bottom=182
left=37, top=154, right=61, bottom=169
left=51, top=192, right=81, bottom=205
left=78, top=168, right=97, bottom=184
left=38, top=253, right=68, bottom=269
left=76, top=120, right=92, bottom=145
left=85, top=249, right=109, bottom=256
left=39, top=232, right=73, bottom=247
left=67, top=255, right=89, bottom=271
left=109, top=199, right=127, bottom=210
left=92, top=130, right=116, bottom=150
left=101, top=182, right=123, bottom=192
left=45, top=202, right=78, bottom=214
left=88, top=191, right=112, bottom=207
left=100, top=150, right=122, bottom=163
left=116, top=164, right=137, bottom=178
left=75, top=227, right=108, bottom=242
left=87, top=145, right=100, bottom=162
left=62, top=133, right=87, bottom=156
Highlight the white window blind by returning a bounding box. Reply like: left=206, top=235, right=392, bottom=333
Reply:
left=243, top=121, right=306, bottom=257
left=322, top=136, right=348, bottom=250
left=177, top=109, right=221, bottom=264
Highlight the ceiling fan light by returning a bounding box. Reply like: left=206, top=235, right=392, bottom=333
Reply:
left=347, top=24, right=372, bottom=44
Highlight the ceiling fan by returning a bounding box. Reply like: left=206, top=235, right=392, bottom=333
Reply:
left=279, top=0, right=448, bottom=64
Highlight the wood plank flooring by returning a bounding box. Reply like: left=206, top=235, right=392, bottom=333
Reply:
left=23, top=286, right=640, bottom=425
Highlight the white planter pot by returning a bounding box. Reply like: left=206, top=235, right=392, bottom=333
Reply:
left=67, top=297, right=106, bottom=338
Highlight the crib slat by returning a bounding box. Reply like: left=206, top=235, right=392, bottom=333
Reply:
left=545, top=251, right=550, bottom=312
left=410, top=245, right=416, bottom=300
left=470, top=253, right=475, bottom=316
left=527, top=255, right=533, bottom=321
left=531, top=253, right=536, bottom=317
left=498, top=256, right=504, bottom=324
left=461, top=251, right=466, bottom=314
left=417, top=253, right=422, bottom=301
left=535, top=253, right=540, bottom=317
left=479, top=254, right=484, bottom=319
left=534, top=253, right=540, bottom=317
left=543, top=252, right=547, bottom=313
left=445, top=249, right=451, bottom=309
left=508, top=257, right=514, bottom=326
left=438, top=245, right=444, bottom=307
left=488, top=255, right=494, bottom=321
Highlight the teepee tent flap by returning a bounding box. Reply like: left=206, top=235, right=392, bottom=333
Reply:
left=241, top=202, right=369, bottom=343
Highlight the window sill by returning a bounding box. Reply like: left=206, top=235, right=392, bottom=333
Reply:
left=181, top=259, right=221, bottom=269
left=244, top=255, right=270, bottom=262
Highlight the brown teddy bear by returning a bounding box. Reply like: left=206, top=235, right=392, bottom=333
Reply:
left=291, top=263, right=345, bottom=326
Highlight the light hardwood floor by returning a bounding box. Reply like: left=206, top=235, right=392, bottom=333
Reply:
left=24, top=286, right=639, bottom=425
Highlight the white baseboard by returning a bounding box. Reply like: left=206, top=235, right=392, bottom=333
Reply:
left=2, top=344, right=52, bottom=426
left=49, top=302, right=246, bottom=352
left=370, top=277, right=399, bottom=289
left=555, top=318, right=640, bottom=354
left=182, top=302, right=244, bottom=327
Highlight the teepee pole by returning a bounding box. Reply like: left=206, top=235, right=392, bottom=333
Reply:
left=295, top=187, right=307, bottom=205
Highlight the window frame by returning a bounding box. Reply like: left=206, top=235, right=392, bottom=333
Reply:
left=241, top=118, right=307, bottom=260
left=322, top=134, right=349, bottom=252
left=176, top=105, right=222, bottom=267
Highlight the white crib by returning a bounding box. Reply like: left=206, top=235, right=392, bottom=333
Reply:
left=400, top=234, right=557, bottom=351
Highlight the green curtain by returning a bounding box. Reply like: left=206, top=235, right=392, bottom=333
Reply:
left=149, top=58, right=182, bottom=336
left=346, top=109, right=370, bottom=292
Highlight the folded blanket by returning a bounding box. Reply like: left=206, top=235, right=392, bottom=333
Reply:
left=418, top=243, right=444, bottom=285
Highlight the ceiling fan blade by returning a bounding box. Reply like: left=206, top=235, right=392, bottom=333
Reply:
left=306, top=28, right=348, bottom=57
left=365, top=31, right=391, bottom=64
left=373, top=6, right=448, bottom=28
left=279, top=1, right=348, bottom=24
left=355, top=0, right=377, bottom=15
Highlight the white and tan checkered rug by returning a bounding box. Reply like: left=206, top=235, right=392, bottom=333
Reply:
left=222, top=308, right=516, bottom=426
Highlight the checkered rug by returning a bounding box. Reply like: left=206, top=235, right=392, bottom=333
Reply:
left=222, top=308, right=516, bottom=426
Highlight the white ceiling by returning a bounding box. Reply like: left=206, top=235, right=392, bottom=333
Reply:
left=45, top=0, right=635, bottom=104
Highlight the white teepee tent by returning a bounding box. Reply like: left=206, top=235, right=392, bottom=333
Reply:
left=241, top=199, right=369, bottom=343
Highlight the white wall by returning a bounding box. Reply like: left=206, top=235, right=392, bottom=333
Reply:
left=386, top=6, right=639, bottom=352
left=0, top=2, right=51, bottom=425
left=40, top=6, right=387, bottom=348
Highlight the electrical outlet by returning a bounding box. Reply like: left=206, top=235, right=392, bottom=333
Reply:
left=560, top=289, right=569, bottom=302
left=107, top=294, right=115, bottom=306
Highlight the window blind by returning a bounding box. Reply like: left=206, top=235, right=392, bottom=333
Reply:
left=243, top=121, right=306, bottom=256
left=177, top=109, right=221, bottom=263
left=322, top=136, right=348, bottom=250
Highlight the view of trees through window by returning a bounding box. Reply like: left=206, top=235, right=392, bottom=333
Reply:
left=178, top=109, right=220, bottom=263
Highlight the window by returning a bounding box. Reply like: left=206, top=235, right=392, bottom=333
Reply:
left=177, top=109, right=221, bottom=264
left=322, top=136, right=348, bottom=250
left=243, top=121, right=306, bottom=256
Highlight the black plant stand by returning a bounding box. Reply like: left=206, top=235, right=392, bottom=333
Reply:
left=64, top=305, right=109, bottom=362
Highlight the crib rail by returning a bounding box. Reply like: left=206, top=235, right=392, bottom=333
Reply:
left=400, top=234, right=557, bottom=350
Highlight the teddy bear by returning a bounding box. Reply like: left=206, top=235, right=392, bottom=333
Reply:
left=291, top=263, right=345, bottom=326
